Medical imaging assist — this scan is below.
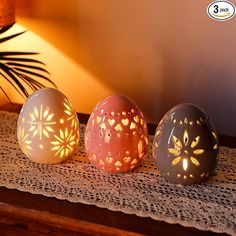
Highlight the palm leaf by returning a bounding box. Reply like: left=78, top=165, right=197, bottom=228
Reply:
left=13, top=67, right=56, bottom=87
left=0, top=51, right=38, bottom=56
left=6, top=62, right=49, bottom=73
left=0, top=63, right=29, bottom=97
left=0, top=72, right=27, bottom=98
left=17, top=74, right=39, bottom=91
left=0, top=23, right=56, bottom=100
left=0, top=31, right=26, bottom=44
left=0, top=23, right=15, bottom=34
left=0, top=57, right=45, bottom=64
left=14, top=67, right=48, bottom=80
left=0, top=86, right=12, bottom=102
left=15, top=72, right=42, bottom=91
left=19, top=73, right=46, bottom=88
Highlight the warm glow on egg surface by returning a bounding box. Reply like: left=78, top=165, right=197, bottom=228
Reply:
left=17, top=88, right=80, bottom=164
left=85, top=94, right=148, bottom=173
left=152, top=103, right=219, bottom=185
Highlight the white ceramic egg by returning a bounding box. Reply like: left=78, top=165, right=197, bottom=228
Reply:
left=17, top=88, right=80, bottom=164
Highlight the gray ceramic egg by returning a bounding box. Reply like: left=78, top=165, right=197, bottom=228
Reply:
left=153, top=103, right=219, bottom=185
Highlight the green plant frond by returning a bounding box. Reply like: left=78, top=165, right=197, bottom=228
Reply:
left=0, top=31, right=26, bottom=44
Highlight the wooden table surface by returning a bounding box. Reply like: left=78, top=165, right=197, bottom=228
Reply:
left=0, top=103, right=235, bottom=236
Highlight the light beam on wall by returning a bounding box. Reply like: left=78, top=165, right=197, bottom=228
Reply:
left=2, top=21, right=113, bottom=113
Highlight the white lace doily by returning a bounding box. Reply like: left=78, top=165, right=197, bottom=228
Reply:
left=0, top=111, right=235, bottom=235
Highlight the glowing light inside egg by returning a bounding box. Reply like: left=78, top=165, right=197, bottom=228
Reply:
left=17, top=88, right=79, bottom=164
left=183, top=158, right=188, bottom=171
left=153, top=103, right=219, bottom=185
left=85, top=94, right=148, bottom=173
left=27, top=105, right=56, bottom=139
left=168, top=129, right=203, bottom=172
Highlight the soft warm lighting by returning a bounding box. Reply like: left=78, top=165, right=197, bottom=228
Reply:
left=168, top=129, right=203, bottom=172
left=3, top=21, right=113, bottom=114
left=183, top=158, right=188, bottom=171
left=0, top=0, right=15, bottom=27
left=17, top=88, right=79, bottom=164
left=85, top=94, right=148, bottom=173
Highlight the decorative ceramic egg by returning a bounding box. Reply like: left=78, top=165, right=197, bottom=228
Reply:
left=17, top=88, right=79, bottom=164
left=85, top=94, right=148, bottom=173
left=153, top=103, right=219, bottom=185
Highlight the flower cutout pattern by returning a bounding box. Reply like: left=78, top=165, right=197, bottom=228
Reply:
left=51, top=128, right=77, bottom=158
left=167, top=129, right=204, bottom=171
left=63, top=98, right=78, bottom=129
left=28, top=106, right=56, bottom=140
left=18, top=126, right=32, bottom=156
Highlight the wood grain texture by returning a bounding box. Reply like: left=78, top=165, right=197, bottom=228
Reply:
left=0, top=188, right=223, bottom=236
left=0, top=202, right=142, bottom=236
left=0, top=103, right=233, bottom=235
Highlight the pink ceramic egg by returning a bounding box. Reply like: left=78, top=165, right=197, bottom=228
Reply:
left=85, top=94, right=148, bottom=173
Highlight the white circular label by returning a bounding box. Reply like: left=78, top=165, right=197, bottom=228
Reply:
left=207, top=1, right=236, bottom=21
